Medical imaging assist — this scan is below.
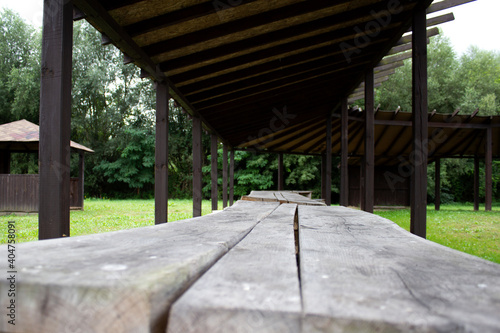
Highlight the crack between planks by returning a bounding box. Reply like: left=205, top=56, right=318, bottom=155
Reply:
left=162, top=203, right=281, bottom=332
left=294, top=205, right=304, bottom=312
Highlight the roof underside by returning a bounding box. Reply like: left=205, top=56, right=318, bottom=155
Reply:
left=72, top=0, right=492, bottom=161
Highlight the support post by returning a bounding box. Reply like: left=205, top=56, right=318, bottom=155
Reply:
left=363, top=69, right=375, bottom=213
left=222, top=144, right=228, bottom=208
left=321, top=155, right=326, bottom=200
left=192, top=116, right=202, bottom=217
left=325, top=113, right=332, bottom=206
left=434, top=158, right=440, bottom=211
left=155, top=82, right=169, bottom=224
left=474, top=156, right=479, bottom=211
left=485, top=127, right=492, bottom=211
left=0, top=150, right=10, bottom=174
left=410, top=6, right=428, bottom=238
left=278, top=153, right=284, bottom=191
left=39, top=0, right=73, bottom=239
left=340, top=96, right=349, bottom=207
left=78, top=152, right=85, bottom=210
left=210, top=134, right=218, bottom=211
left=229, top=149, right=235, bottom=205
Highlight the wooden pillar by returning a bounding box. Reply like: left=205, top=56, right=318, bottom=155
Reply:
left=340, top=96, right=349, bottom=207
left=222, top=144, right=228, bottom=208
left=0, top=150, right=10, bottom=174
left=229, top=149, right=235, bottom=205
left=39, top=0, right=73, bottom=240
left=321, top=155, right=326, bottom=199
left=278, top=153, right=284, bottom=191
left=210, top=134, right=218, bottom=211
left=434, top=158, right=440, bottom=211
left=363, top=69, right=374, bottom=213
left=410, top=6, right=428, bottom=238
left=474, top=156, right=479, bottom=211
left=485, top=127, right=492, bottom=211
left=78, top=152, right=85, bottom=210
left=192, top=116, right=202, bottom=217
left=325, top=113, right=332, bottom=206
left=155, top=82, right=169, bottom=224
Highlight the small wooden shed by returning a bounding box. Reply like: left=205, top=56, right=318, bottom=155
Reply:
left=0, top=119, right=93, bottom=213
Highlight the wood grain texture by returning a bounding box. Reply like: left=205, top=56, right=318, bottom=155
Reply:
left=167, top=203, right=301, bottom=333
left=298, top=205, right=500, bottom=332
left=0, top=200, right=279, bottom=333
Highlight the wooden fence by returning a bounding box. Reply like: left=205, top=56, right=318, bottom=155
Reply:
left=0, top=174, right=82, bottom=213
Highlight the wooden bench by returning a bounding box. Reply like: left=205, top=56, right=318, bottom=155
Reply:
left=1, top=192, right=499, bottom=332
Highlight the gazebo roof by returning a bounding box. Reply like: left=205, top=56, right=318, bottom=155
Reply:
left=72, top=0, right=467, bottom=153
left=0, top=119, right=94, bottom=153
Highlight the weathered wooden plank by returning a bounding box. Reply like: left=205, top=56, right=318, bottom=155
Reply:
left=299, top=205, right=500, bottom=332
left=0, top=200, right=280, bottom=333
left=39, top=0, right=73, bottom=239
left=242, top=191, right=325, bottom=206
left=167, top=203, right=301, bottom=333
left=411, top=6, right=429, bottom=238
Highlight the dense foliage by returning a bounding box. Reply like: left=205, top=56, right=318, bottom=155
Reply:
left=0, top=9, right=498, bottom=203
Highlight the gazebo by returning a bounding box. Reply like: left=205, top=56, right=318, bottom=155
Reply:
left=0, top=119, right=93, bottom=213
left=36, top=0, right=488, bottom=240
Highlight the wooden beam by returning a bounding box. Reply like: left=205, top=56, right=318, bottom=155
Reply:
left=340, top=97, right=349, bottom=207
left=124, top=0, right=259, bottom=37
left=210, top=134, right=218, bottom=212
left=78, top=152, right=84, bottom=210
left=39, top=0, right=73, bottom=240
left=155, top=82, right=169, bottom=224
left=72, top=6, right=86, bottom=21
left=222, top=144, right=228, bottom=208
left=474, top=156, right=479, bottom=211
left=410, top=6, right=428, bottom=239
left=435, top=158, right=441, bottom=211
left=229, top=150, right=235, bottom=206
left=485, top=127, right=492, bottom=211
left=325, top=114, right=332, bottom=206
left=193, top=116, right=202, bottom=217
left=101, top=33, right=112, bottom=46
left=278, top=153, right=284, bottom=191
left=427, top=0, right=476, bottom=14
left=321, top=155, right=326, bottom=200
left=363, top=69, right=374, bottom=213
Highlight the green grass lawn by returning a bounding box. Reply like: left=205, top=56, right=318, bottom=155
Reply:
left=0, top=199, right=220, bottom=244
left=2, top=200, right=499, bottom=265
left=375, top=204, right=500, bottom=264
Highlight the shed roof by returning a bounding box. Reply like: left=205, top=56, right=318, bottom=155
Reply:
left=0, top=119, right=94, bottom=153
left=72, top=0, right=477, bottom=157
